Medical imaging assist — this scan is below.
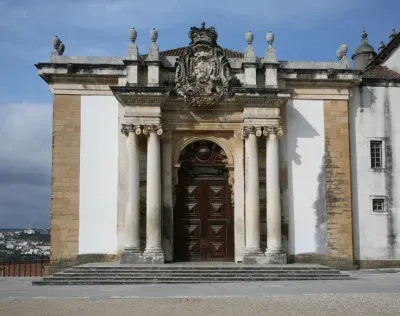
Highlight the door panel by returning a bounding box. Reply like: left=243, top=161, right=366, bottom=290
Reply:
left=174, top=141, right=234, bottom=261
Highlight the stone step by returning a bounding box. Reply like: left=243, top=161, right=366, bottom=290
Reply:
left=45, top=274, right=346, bottom=281
left=68, top=267, right=335, bottom=272
left=53, top=271, right=340, bottom=277
left=47, top=273, right=345, bottom=278
left=33, top=276, right=350, bottom=285
left=58, top=268, right=340, bottom=273
left=33, top=264, right=350, bottom=285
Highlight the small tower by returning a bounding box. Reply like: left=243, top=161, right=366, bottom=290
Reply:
left=351, top=30, right=377, bottom=71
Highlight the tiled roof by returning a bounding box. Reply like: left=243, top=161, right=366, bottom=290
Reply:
left=160, top=46, right=244, bottom=58
left=363, top=65, right=400, bottom=80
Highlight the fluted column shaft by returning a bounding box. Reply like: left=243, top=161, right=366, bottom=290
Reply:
left=244, top=126, right=262, bottom=254
left=265, top=126, right=283, bottom=253
left=122, top=125, right=141, bottom=252
left=144, top=125, right=163, bottom=254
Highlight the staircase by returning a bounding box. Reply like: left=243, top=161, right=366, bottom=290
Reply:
left=33, top=263, right=350, bottom=285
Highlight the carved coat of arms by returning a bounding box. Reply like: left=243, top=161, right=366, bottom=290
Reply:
left=165, top=23, right=241, bottom=107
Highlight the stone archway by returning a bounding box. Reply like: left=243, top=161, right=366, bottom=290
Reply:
left=173, top=140, right=235, bottom=261
left=172, top=136, right=235, bottom=207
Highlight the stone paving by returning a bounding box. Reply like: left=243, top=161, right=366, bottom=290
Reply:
left=0, top=270, right=400, bottom=315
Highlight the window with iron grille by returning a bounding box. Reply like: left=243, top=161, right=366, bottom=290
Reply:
left=372, top=198, right=385, bottom=213
left=370, top=141, right=383, bottom=169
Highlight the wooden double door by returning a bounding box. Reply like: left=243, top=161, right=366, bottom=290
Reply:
left=174, top=141, right=234, bottom=261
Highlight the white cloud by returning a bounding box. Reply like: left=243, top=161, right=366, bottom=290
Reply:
left=0, top=103, right=52, bottom=228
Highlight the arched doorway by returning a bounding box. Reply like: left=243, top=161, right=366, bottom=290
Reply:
left=174, top=140, right=234, bottom=261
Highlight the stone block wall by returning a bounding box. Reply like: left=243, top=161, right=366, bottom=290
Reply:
left=50, top=95, right=81, bottom=261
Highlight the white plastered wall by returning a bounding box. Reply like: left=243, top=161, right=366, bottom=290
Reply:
left=79, top=96, right=119, bottom=254
left=350, top=86, right=400, bottom=260
left=286, top=99, right=327, bottom=255
left=384, top=46, right=400, bottom=74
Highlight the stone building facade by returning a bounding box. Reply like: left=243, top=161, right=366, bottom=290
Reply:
left=36, top=24, right=400, bottom=269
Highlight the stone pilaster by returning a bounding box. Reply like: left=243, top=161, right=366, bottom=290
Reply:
left=50, top=95, right=80, bottom=261
left=324, top=100, right=353, bottom=262
left=120, top=124, right=142, bottom=264
left=142, top=124, right=164, bottom=263
left=233, top=130, right=245, bottom=262
left=162, top=131, right=173, bottom=262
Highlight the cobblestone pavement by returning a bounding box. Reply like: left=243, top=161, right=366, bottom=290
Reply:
left=1, top=294, right=400, bottom=315
left=0, top=270, right=400, bottom=315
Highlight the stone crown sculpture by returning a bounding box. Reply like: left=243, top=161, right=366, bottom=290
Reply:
left=164, top=22, right=241, bottom=107
left=189, top=22, right=218, bottom=46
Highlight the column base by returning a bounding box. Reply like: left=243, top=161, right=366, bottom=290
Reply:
left=243, top=248, right=264, bottom=264
left=244, top=252, right=287, bottom=265
left=142, top=249, right=165, bottom=264
left=263, top=251, right=287, bottom=264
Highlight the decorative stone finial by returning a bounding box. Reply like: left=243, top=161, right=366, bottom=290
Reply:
left=58, top=41, right=65, bottom=55
left=52, top=36, right=65, bottom=56
left=129, top=27, right=137, bottom=43
left=264, top=31, right=277, bottom=63
left=378, top=41, right=386, bottom=53
left=245, top=30, right=253, bottom=45
left=127, top=28, right=139, bottom=60
left=147, top=28, right=160, bottom=61
left=244, top=30, right=256, bottom=63
left=361, top=30, right=368, bottom=43
left=389, top=29, right=397, bottom=41
left=336, top=42, right=348, bottom=60
left=53, top=36, right=61, bottom=52
left=150, top=28, right=158, bottom=42
left=266, top=31, right=274, bottom=46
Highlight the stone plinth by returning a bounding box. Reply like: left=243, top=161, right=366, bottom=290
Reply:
left=120, top=251, right=142, bottom=264
left=243, top=253, right=287, bottom=264
left=120, top=252, right=165, bottom=264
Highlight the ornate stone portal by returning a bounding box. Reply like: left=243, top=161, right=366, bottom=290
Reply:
left=164, top=22, right=241, bottom=107
left=110, top=22, right=293, bottom=265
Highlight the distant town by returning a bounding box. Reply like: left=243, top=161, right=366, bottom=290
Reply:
left=0, top=228, right=50, bottom=262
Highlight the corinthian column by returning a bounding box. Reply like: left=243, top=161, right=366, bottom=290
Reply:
left=142, top=124, right=164, bottom=263
left=264, top=126, right=287, bottom=264
left=243, top=126, right=263, bottom=261
left=120, top=124, right=142, bottom=264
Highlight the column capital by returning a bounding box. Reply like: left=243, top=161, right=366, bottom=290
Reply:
left=241, top=126, right=263, bottom=139
left=143, top=124, right=163, bottom=136
left=263, top=126, right=283, bottom=138
left=121, top=124, right=142, bottom=136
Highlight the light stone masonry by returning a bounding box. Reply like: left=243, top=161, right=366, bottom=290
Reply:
left=50, top=95, right=81, bottom=261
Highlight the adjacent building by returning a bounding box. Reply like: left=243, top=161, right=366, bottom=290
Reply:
left=36, top=24, right=400, bottom=269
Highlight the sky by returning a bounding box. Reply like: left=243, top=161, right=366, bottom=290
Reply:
left=0, top=0, right=399, bottom=229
